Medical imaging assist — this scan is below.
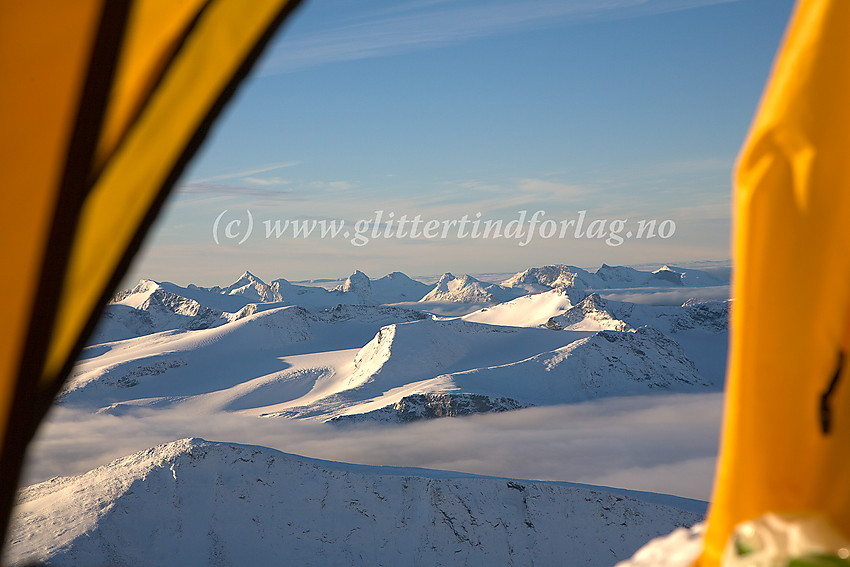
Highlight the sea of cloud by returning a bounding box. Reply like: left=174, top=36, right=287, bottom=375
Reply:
left=23, top=392, right=724, bottom=502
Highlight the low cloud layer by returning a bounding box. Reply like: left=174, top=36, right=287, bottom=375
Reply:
left=25, top=393, right=724, bottom=501
left=601, top=285, right=731, bottom=306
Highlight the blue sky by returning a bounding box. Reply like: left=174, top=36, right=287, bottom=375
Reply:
left=126, top=0, right=796, bottom=286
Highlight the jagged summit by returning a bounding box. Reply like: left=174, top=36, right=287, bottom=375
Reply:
left=501, top=265, right=590, bottom=293
left=220, top=270, right=265, bottom=292
left=238, top=269, right=261, bottom=282
left=338, top=269, right=372, bottom=296
left=420, top=273, right=520, bottom=304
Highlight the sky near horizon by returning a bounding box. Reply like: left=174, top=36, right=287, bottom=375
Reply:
left=124, top=0, right=796, bottom=287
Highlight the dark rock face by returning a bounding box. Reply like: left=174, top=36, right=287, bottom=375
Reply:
left=330, top=393, right=530, bottom=424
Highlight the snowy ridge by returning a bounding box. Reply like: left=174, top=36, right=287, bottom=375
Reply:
left=462, top=288, right=580, bottom=327
left=66, top=307, right=716, bottom=422
left=265, top=318, right=589, bottom=420
left=105, top=271, right=435, bottom=342
left=546, top=293, right=730, bottom=385
left=98, top=280, right=231, bottom=343
left=346, top=319, right=520, bottom=391
left=63, top=305, right=430, bottom=410
left=212, top=270, right=281, bottom=303
left=82, top=267, right=729, bottom=417
left=500, top=265, right=592, bottom=293
left=549, top=293, right=730, bottom=335
left=330, top=326, right=709, bottom=423
left=501, top=264, right=724, bottom=293
left=6, top=438, right=704, bottom=567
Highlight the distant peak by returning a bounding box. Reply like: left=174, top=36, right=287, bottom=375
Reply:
left=233, top=270, right=261, bottom=282
left=342, top=270, right=371, bottom=294
left=653, top=265, right=679, bottom=273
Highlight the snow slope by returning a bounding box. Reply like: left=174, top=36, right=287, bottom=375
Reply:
left=331, top=326, right=709, bottom=423
left=462, top=288, right=579, bottom=327
left=67, top=302, right=719, bottom=424
left=63, top=305, right=429, bottom=411
left=548, top=294, right=730, bottom=385
left=250, top=319, right=596, bottom=420
left=5, top=438, right=704, bottom=567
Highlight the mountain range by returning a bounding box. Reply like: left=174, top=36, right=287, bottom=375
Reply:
left=10, top=262, right=729, bottom=565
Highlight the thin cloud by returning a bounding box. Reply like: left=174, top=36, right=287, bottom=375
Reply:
left=600, top=286, right=731, bottom=306
left=260, top=0, right=742, bottom=75
left=309, top=180, right=359, bottom=191
left=243, top=177, right=292, bottom=186
left=175, top=182, right=303, bottom=200
left=515, top=178, right=591, bottom=200
left=190, top=162, right=300, bottom=184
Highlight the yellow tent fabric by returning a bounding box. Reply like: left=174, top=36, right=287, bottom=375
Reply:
left=0, top=0, right=301, bottom=548
left=699, top=0, right=850, bottom=564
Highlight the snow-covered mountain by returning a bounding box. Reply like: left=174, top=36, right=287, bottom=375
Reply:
left=64, top=303, right=717, bottom=423
left=71, top=264, right=733, bottom=424
left=96, top=280, right=234, bottom=343
left=5, top=438, right=704, bottom=567
left=116, top=278, right=254, bottom=313
left=543, top=293, right=730, bottom=384
left=99, top=271, right=434, bottom=343
left=101, top=264, right=726, bottom=344
left=501, top=264, right=724, bottom=294
left=332, top=269, right=434, bottom=304
left=328, top=325, right=708, bottom=424
left=11, top=262, right=731, bottom=567
left=371, top=271, right=434, bottom=303
left=420, top=272, right=522, bottom=304
left=548, top=293, right=730, bottom=335
left=462, top=288, right=580, bottom=327
left=64, top=304, right=430, bottom=411
left=500, top=264, right=592, bottom=293
left=204, top=270, right=281, bottom=303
